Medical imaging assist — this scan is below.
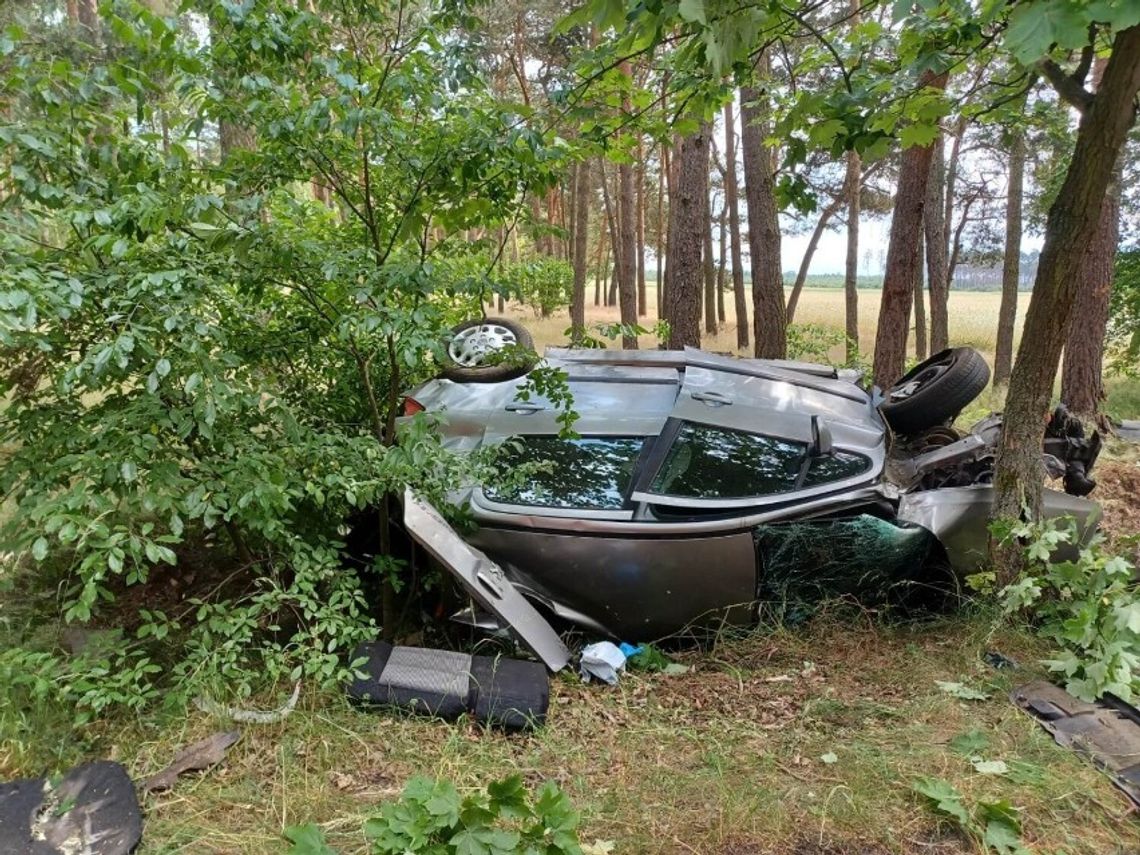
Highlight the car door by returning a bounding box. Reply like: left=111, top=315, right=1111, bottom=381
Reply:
left=630, top=366, right=885, bottom=512
left=402, top=489, right=571, bottom=672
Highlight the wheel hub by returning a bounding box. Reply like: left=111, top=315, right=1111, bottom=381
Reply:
left=448, top=324, right=518, bottom=367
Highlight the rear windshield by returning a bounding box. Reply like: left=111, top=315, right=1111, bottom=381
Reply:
left=650, top=423, right=869, bottom=500
left=483, top=436, right=645, bottom=510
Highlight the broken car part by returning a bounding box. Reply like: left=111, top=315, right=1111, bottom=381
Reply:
left=142, top=731, right=241, bottom=794
left=347, top=640, right=550, bottom=730
left=402, top=489, right=570, bottom=671
left=1012, top=680, right=1140, bottom=809
left=0, top=761, right=142, bottom=855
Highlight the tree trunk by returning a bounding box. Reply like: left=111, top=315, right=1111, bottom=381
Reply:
left=704, top=184, right=717, bottom=335
left=656, top=143, right=666, bottom=319
left=637, top=136, right=648, bottom=316
left=991, top=25, right=1140, bottom=580
left=601, top=163, right=619, bottom=307
left=925, top=136, right=949, bottom=352
left=994, top=131, right=1025, bottom=386
left=786, top=197, right=841, bottom=324
left=1061, top=161, right=1121, bottom=419
left=77, top=0, right=100, bottom=45
left=663, top=126, right=710, bottom=349
left=717, top=205, right=727, bottom=324
left=872, top=69, right=948, bottom=389
left=741, top=62, right=786, bottom=358
left=914, top=224, right=928, bottom=360
left=842, top=0, right=861, bottom=366
left=618, top=64, right=639, bottom=347
left=844, top=149, right=861, bottom=364
left=571, top=159, right=591, bottom=343
left=942, top=116, right=966, bottom=273
left=724, top=101, right=749, bottom=350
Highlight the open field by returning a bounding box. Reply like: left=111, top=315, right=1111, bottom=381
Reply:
left=502, top=286, right=1031, bottom=363
left=499, top=286, right=1140, bottom=421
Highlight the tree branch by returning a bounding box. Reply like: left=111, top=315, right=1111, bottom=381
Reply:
left=1038, top=58, right=1093, bottom=113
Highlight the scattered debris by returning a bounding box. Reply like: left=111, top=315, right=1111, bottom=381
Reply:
left=1117, top=420, right=1140, bottom=442
left=347, top=640, right=550, bottom=730
left=0, top=761, right=142, bottom=855
left=982, top=651, right=1018, bottom=670
left=1011, top=680, right=1140, bottom=808
left=579, top=642, right=627, bottom=685
left=193, top=681, right=302, bottom=724
left=142, top=731, right=241, bottom=794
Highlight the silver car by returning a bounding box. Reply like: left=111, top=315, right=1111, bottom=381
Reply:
left=402, top=324, right=1101, bottom=665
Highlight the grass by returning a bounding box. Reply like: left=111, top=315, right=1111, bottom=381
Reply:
left=6, top=611, right=1137, bottom=854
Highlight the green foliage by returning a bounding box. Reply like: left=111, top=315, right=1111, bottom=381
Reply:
left=1108, top=250, right=1140, bottom=377
left=362, top=775, right=583, bottom=855
left=0, top=0, right=566, bottom=717
left=569, top=319, right=671, bottom=349
left=282, top=774, right=585, bottom=854
left=912, top=776, right=1028, bottom=855
left=505, top=258, right=574, bottom=317
left=785, top=324, right=847, bottom=365
left=997, top=517, right=1140, bottom=702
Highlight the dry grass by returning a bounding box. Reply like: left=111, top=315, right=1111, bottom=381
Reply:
left=501, top=286, right=1033, bottom=365
left=65, top=614, right=1137, bottom=854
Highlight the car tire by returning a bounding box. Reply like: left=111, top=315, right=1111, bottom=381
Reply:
left=881, top=348, right=990, bottom=436
left=440, top=317, right=537, bottom=383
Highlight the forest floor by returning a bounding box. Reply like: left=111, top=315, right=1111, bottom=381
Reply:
left=2, top=289, right=1140, bottom=853
left=6, top=602, right=1140, bottom=853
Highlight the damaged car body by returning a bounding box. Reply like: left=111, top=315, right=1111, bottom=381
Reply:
left=399, top=333, right=1102, bottom=668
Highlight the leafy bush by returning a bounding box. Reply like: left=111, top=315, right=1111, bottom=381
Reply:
left=996, top=517, right=1140, bottom=702
left=0, top=1, right=564, bottom=716
left=284, top=775, right=586, bottom=855
left=785, top=323, right=847, bottom=365
left=505, top=258, right=574, bottom=317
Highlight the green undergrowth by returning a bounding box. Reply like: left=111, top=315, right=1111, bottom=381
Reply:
left=2, top=610, right=1136, bottom=854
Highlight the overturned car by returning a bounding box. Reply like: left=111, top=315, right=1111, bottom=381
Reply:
left=399, top=321, right=1102, bottom=670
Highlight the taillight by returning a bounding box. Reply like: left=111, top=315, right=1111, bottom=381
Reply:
left=402, top=397, right=425, bottom=416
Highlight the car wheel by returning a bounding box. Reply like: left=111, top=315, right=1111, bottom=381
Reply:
left=881, top=348, right=990, bottom=436
left=440, top=317, right=537, bottom=383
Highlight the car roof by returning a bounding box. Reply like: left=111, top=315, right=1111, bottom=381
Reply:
left=408, top=346, right=883, bottom=453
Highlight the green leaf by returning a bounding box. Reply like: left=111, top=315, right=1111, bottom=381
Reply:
left=678, top=0, right=706, bottom=25
left=949, top=729, right=989, bottom=755
left=283, top=823, right=337, bottom=855
left=936, top=681, right=990, bottom=701
left=898, top=122, right=940, bottom=149
left=972, top=759, right=1009, bottom=776
left=912, top=776, right=971, bottom=827
left=32, top=537, right=49, bottom=561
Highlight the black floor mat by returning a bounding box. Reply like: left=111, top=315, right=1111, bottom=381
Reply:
left=0, top=760, right=142, bottom=854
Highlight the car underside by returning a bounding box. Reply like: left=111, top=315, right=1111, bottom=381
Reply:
left=400, top=334, right=1102, bottom=667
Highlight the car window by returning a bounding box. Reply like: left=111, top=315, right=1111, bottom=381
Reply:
left=483, top=436, right=645, bottom=510
left=649, top=422, right=869, bottom=499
